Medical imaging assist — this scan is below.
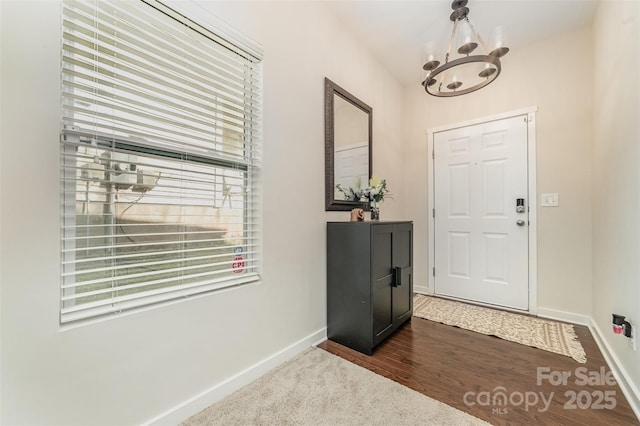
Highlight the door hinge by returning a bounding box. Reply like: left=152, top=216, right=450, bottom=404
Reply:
left=432, top=149, right=434, bottom=159
left=432, top=208, right=435, bottom=218
left=432, top=267, right=435, bottom=277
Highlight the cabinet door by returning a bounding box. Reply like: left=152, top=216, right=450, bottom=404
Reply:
left=392, top=223, right=412, bottom=324
left=372, top=225, right=393, bottom=341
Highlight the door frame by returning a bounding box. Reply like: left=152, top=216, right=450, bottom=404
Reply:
left=425, top=106, right=538, bottom=314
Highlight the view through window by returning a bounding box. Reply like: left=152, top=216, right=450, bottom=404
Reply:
left=60, top=0, right=262, bottom=323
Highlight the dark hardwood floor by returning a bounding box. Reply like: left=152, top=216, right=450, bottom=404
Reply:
left=318, top=315, right=639, bottom=425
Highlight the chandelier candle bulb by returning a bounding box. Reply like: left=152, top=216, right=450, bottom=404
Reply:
left=458, top=35, right=478, bottom=55
left=489, top=26, right=510, bottom=58
left=479, top=63, right=496, bottom=78
left=446, top=74, right=462, bottom=90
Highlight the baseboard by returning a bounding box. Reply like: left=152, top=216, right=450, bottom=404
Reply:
left=144, top=327, right=328, bottom=425
left=536, top=307, right=591, bottom=326
left=413, top=284, right=429, bottom=295
left=589, top=319, right=640, bottom=421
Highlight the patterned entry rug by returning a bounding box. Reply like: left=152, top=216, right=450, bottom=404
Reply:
left=413, top=294, right=587, bottom=363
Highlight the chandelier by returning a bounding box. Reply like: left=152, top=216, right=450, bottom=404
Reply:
left=421, top=0, right=509, bottom=97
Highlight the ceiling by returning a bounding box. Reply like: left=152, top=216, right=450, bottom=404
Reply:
left=325, top=0, right=598, bottom=87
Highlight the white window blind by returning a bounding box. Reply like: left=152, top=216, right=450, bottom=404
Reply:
left=60, top=0, right=262, bottom=323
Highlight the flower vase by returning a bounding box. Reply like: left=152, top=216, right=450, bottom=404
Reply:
left=370, top=201, right=380, bottom=221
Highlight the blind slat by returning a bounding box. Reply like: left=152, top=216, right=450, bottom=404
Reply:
left=60, top=127, right=260, bottom=166
left=60, top=46, right=262, bottom=115
left=62, top=258, right=260, bottom=289
left=60, top=273, right=259, bottom=323
left=61, top=64, right=260, bottom=129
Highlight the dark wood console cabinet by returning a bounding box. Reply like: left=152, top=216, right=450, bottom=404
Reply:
left=327, top=221, right=413, bottom=355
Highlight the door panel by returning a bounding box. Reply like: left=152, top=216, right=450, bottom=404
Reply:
left=372, top=226, right=393, bottom=338
left=392, top=224, right=412, bottom=323
left=449, top=163, right=471, bottom=215
left=448, top=232, right=470, bottom=278
left=483, top=159, right=507, bottom=215
left=434, top=115, right=529, bottom=310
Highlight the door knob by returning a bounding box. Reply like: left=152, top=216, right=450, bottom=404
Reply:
left=516, top=219, right=526, bottom=226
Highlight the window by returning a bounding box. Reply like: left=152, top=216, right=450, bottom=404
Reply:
left=60, top=0, right=262, bottom=323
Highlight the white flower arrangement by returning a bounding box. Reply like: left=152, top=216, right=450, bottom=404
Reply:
left=336, top=175, right=391, bottom=205
left=361, top=176, right=390, bottom=205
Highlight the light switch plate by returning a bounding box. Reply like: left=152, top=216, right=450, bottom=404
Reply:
left=541, top=193, right=559, bottom=207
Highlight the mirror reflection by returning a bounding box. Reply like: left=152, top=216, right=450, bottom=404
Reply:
left=325, top=78, right=372, bottom=211
left=333, top=95, right=370, bottom=200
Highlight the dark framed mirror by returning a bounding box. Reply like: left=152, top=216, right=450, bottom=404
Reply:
left=325, top=78, right=372, bottom=211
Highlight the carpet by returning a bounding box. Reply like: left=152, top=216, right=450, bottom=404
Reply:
left=413, top=294, right=587, bottom=363
left=182, top=347, right=489, bottom=426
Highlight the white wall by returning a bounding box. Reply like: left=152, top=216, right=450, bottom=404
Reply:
left=592, top=0, right=640, bottom=409
left=404, top=24, right=594, bottom=316
left=0, top=1, right=406, bottom=424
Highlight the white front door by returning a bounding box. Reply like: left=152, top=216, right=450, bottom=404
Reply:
left=433, top=115, right=529, bottom=310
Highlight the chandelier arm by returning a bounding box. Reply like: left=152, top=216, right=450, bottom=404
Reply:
left=465, top=17, right=491, bottom=54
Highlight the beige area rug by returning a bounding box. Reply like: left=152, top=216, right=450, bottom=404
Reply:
left=182, top=347, right=489, bottom=426
left=413, top=294, right=587, bottom=363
